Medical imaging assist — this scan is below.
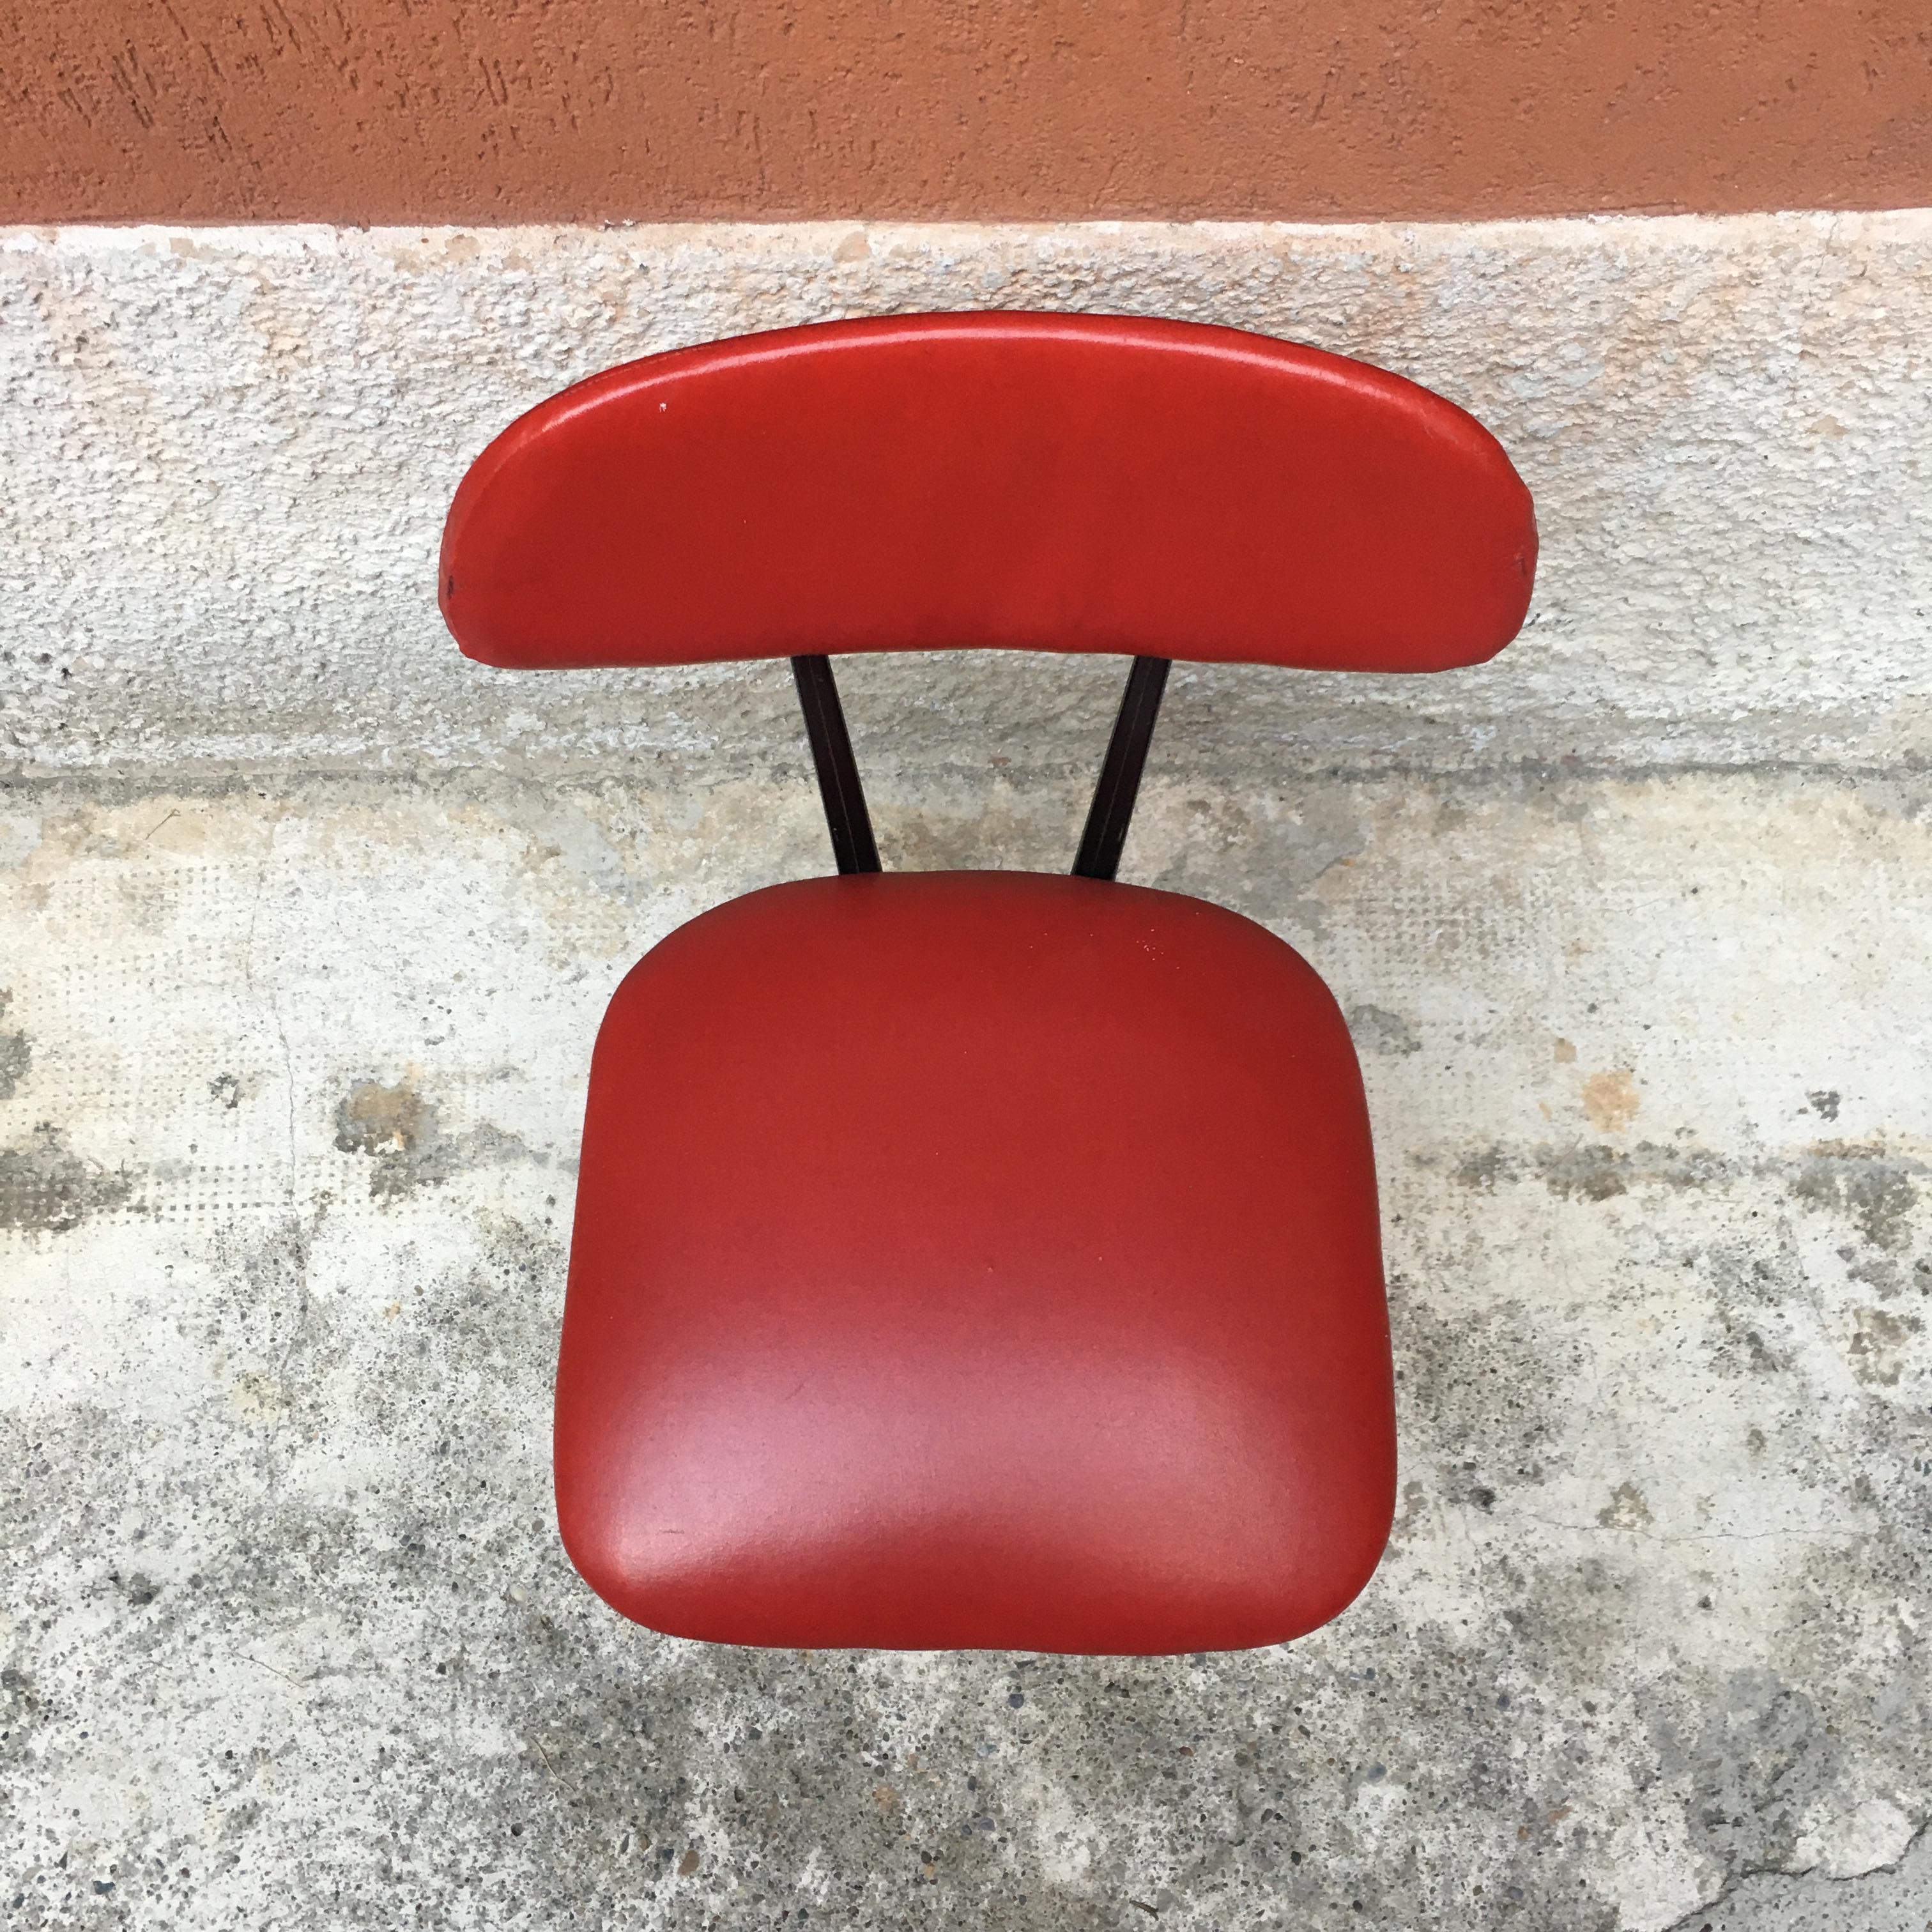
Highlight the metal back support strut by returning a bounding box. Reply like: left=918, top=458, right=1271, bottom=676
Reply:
left=791, top=654, right=1172, bottom=882
left=791, top=654, right=882, bottom=875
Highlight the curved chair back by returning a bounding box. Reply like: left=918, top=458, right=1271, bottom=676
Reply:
left=440, top=312, right=1535, bottom=676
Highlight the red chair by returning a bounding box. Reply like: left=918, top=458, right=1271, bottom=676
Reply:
left=440, top=314, right=1535, bottom=1654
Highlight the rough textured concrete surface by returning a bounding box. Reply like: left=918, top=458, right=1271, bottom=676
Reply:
left=4, top=217, right=1931, bottom=1929
left=4, top=214, right=1932, bottom=779
left=4, top=766, right=1931, bottom=1930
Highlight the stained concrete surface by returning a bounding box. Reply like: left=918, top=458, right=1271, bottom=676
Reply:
left=3, top=743, right=1929, bottom=1929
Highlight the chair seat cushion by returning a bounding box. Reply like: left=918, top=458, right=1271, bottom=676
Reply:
left=556, top=871, right=1394, bottom=1654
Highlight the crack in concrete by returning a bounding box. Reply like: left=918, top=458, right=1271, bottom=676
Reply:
left=1661, top=1809, right=1932, bottom=1932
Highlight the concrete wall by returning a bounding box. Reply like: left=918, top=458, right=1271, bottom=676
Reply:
left=6, top=214, right=1931, bottom=778
left=4, top=215, right=1932, bottom=1931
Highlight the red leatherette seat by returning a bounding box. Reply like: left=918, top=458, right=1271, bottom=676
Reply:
left=439, top=313, right=1537, bottom=1654
left=561, top=873, right=1387, bottom=1653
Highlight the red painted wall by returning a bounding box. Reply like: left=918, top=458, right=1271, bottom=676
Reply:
left=4, top=0, right=1929, bottom=224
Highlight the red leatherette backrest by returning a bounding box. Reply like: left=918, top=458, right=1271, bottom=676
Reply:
left=440, top=313, right=1536, bottom=673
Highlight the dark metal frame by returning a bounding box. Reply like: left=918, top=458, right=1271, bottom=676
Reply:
left=790, top=653, right=1171, bottom=882
left=790, top=654, right=881, bottom=875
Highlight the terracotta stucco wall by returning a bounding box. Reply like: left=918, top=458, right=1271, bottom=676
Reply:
left=4, top=0, right=1929, bottom=225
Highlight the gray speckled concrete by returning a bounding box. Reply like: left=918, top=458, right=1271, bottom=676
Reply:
left=4, top=751, right=1929, bottom=1929
left=4, top=216, right=1932, bottom=1929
